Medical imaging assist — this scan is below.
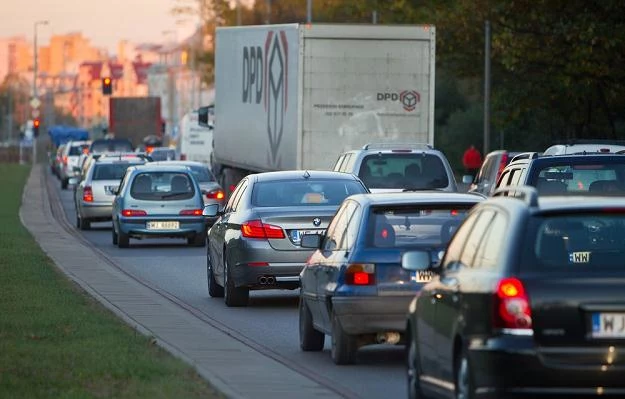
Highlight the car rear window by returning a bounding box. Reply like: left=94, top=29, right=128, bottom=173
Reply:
left=130, top=172, right=195, bottom=201
left=521, top=214, right=625, bottom=272
left=367, top=205, right=473, bottom=248
left=150, top=149, right=176, bottom=161
left=252, top=179, right=366, bottom=207
left=188, top=165, right=216, bottom=183
left=92, top=163, right=139, bottom=181
left=533, top=162, right=625, bottom=195
left=91, top=140, right=133, bottom=154
left=69, top=144, right=89, bottom=156
left=358, top=153, right=449, bottom=190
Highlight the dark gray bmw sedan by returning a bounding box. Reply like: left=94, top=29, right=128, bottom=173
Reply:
left=204, top=170, right=369, bottom=307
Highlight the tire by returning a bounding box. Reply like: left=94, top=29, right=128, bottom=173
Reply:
left=117, top=230, right=129, bottom=248
left=455, top=349, right=475, bottom=399
left=79, top=215, right=90, bottom=230
left=61, top=178, right=68, bottom=190
left=189, top=232, right=207, bottom=247
left=75, top=213, right=81, bottom=229
left=407, top=330, right=427, bottom=399
left=331, top=312, right=357, bottom=365
left=224, top=259, right=249, bottom=307
left=112, top=228, right=118, bottom=245
left=299, top=297, right=324, bottom=351
left=207, top=250, right=224, bottom=298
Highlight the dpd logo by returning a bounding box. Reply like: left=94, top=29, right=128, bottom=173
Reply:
left=377, top=90, right=421, bottom=112
left=264, top=31, right=289, bottom=167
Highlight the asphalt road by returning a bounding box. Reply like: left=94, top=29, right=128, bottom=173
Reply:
left=55, top=178, right=407, bottom=399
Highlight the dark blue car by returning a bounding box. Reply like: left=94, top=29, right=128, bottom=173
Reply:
left=298, top=192, right=484, bottom=364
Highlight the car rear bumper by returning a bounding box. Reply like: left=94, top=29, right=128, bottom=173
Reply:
left=331, top=296, right=413, bottom=335
left=80, top=202, right=113, bottom=220
left=469, top=336, right=625, bottom=397
left=118, top=217, right=206, bottom=237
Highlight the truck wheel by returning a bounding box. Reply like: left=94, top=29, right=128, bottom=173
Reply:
left=224, top=259, right=249, bottom=307
left=299, top=297, right=324, bottom=351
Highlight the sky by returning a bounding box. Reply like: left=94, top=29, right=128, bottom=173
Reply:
left=0, top=0, right=198, bottom=53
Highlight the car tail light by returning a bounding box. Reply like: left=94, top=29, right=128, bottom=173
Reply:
left=248, top=262, right=269, bottom=266
left=82, top=186, right=93, bottom=202
left=241, top=219, right=285, bottom=239
left=497, top=153, right=508, bottom=180
left=179, top=209, right=202, bottom=216
left=122, top=209, right=147, bottom=217
left=205, top=189, right=224, bottom=200
left=180, top=153, right=187, bottom=160
left=345, top=263, right=376, bottom=285
left=62, top=155, right=68, bottom=165
left=494, top=277, right=533, bottom=332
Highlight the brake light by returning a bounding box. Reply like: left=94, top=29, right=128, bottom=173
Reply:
left=345, top=263, right=376, bottom=285
left=494, top=277, right=532, bottom=331
left=179, top=209, right=202, bottom=216
left=122, top=209, right=147, bottom=217
left=206, top=189, right=225, bottom=200
left=241, top=219, right=285, bottom=239
left=63, top=155, right=68, bottom=165
left=82, top=186, right=93, bottom=202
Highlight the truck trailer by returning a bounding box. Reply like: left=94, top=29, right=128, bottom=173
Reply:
left=108, top=97, right=162, bottom=149
left=212, top=23, right=436, bottom=191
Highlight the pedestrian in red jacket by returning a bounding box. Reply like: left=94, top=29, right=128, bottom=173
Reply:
left=462, top=145, right=482, bottom=175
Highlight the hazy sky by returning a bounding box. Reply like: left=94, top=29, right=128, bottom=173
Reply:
left=0, top=0, right=197, bottom=53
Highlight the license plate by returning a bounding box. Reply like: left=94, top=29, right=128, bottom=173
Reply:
left=146, top=221, right=180, bottom=230
left=289, top=229, right=325, bottom=244
left=105, top=185, right=118, bottom=195
left=411, top=270, right=433, bottom=283
left=592, top=313, right=625, bottom=338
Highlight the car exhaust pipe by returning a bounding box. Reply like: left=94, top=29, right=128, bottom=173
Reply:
left=258, top=276, right=268, bottom=285
left=376, top=332, right=401, bottom=345
left=266, top=276, right=275, bottom=285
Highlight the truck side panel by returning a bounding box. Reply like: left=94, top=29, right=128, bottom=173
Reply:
left=109, top=97, right=162, bottom=148
left=177, top=110, right=213, bottom=165
left=214, top=25, right=300, bottom=172
left=301, top=25, right=436, bottom=170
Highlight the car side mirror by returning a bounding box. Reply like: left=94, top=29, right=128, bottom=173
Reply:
left=203, top=203, right=220, bottom=217
left=401, top=250, right=431, bottom=271
left=462, top=175, right=474, bottom=184
left=300, top=233, right=322, bottom=249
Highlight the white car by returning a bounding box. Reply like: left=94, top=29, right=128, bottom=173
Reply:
left=59, top=140, right=91, bottom=189
left=543, top=142, right=625, bottom=155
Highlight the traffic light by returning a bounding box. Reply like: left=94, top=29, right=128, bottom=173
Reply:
left=33, top=118, right=40, bottom=137
left=102, top=77, right=112, bottom=95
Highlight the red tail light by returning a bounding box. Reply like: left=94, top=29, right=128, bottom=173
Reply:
left=62, top=155, right=68, bottom=165
left=122, top=209, right=147, bottom=217
left=494, top=277, right=532, bottom=332
left=241, top=219, right=285, bottom=239
left=205, top=189, right=224, bottom=200
left=179, top=209, right=202, bottom=216
left=345, top=264, right=376, bottom=285
left=82, top=186, right=93, bottom=202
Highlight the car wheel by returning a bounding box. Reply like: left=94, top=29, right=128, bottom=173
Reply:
left=75, top=213, right=81, bottom=229
left=407, top=330, right=426, bottom=399
left=61, top=178, right=68, bottom=190
left=79, top=216, right=90, bottom=230
left=112, top=227, right=118, bottom=245
left=190, top=232, right=207, bottom=247
left=299, top=297, right=324, bottom=351
left=331, top=312, right=357, bottom=365
left=117, top=230, right=129, bottom=248
left=207, top=250, right=224, bottom=298
left=224, top=259, right=249, bottom=307
left=455, top=349, right=475, bottom=399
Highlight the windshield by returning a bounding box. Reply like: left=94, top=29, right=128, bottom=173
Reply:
left=92, top=163, right=139, bottom=181
left=69, top=144, right=90, bottom=156
left=252, top=179, right=366, bottom=207
left=521, top=213, right=625, bottom=273
left=367, top=205, right=473, bottom=248
left=358, top=153, right=449, bottom=190
left=130, top=172, right=195, bottom=201
left=533, top=161, right=625, bottom=195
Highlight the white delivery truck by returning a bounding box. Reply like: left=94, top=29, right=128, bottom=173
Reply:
left=177, top=109, right=213, bottom=165
left=212, top=23, right=436, bottom=191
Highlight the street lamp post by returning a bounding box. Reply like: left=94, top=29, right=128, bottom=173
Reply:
left=33, top=20, right=49, bottom=164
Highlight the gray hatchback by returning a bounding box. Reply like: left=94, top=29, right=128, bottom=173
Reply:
left=204, top=170, right=369, bottom=307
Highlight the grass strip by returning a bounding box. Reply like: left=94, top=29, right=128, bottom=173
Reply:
left=0, top=164, right=223, bottom=399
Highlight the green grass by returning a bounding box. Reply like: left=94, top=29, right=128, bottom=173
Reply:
left=0, top=164, right=223, bottom=399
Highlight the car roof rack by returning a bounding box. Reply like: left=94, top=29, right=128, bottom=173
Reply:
left=509, top=152, right=541, bottom=163
left=492, top=186, right=538, bottom=207
left=362, top=143, right=433, bottom=151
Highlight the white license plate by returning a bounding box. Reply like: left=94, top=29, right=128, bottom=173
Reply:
left=289, top=229, right=325, bottom=244
left=411, top=270, right=433, bottom=283
left=146, top=221, right=180, bottom=230
left=592, top=313, right=625, bottom=338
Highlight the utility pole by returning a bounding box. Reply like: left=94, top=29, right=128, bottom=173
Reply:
left=483, top=20, right=491, bottom=156
left=33, top=20, right=49, bottom=164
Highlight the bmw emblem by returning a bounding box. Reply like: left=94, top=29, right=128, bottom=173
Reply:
left=312, top=217, right=321, bottom=227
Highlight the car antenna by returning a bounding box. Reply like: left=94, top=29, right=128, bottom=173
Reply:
left=303, top=170, right=311, bottom=179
